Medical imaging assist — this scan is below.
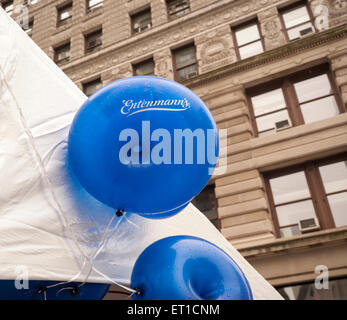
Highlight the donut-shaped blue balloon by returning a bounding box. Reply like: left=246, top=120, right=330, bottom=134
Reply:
left=131, top=236, right=253, bottom=300
left=68, top=77, right=219, bottom=218
left=0, top=280, right=110, bottom=300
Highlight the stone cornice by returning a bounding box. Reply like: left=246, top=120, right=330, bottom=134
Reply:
left=61, top=0, right=292, bottom=78
left=222, top=113, right=347, bottom=157
left=184, top=24, right=347, bottom=89
left=238, top=226, right=347, bottom=258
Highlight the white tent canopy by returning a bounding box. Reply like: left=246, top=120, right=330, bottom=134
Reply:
left=0, top=8, right=282, bottom=299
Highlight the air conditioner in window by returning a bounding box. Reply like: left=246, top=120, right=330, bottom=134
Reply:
left=299, top=26, right=314, bottom=38
left=275, top=119, right=292, bottom=132
left=185, top=71, right=198, bottom=79
left=134, top=24, right=151, bottom=33
left=299, top=217, right=320, bottom=234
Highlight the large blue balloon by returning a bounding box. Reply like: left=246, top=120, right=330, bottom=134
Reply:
left=68, top=77, right=219, bottom=218
left=130, top=236, right=253, bottom=300
left=0, top=280, right=110, bottom=300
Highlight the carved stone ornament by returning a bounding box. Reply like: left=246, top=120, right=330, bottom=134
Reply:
left=200, top=39, right=230, bottom=64
left=154, top=50, right=173, bottom=78
left=328, top=0, right=347, bottom=16
left=263, top=19, right=281, bottom=40
left=67, top=0, right=305, bottom=82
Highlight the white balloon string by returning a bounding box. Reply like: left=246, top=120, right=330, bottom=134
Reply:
left=43, top=212, right=135, bottom=295
left=92, top=266, right=137, bottom=294
left=89, top=213, right=118, bottom=260
left=45, top=258, right=89, bottom=289
left=44, top=213, right=118, bottom=291
left=122, top=214, right=140, bottom=230
left=56, top=286, right=75, bottom=296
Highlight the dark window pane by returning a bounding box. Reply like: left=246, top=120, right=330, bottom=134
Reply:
left=210, top=219, right=220, bottom=230
left=167, top=0, right=190, bottom=18
left=23, top=20, right=34, bottom=37
left=174, top=45, right=196, bottom=69
left=191, top=185, right=217, bottom=221
left=2, top=1, right=13, bottom=16
left=134, top=59, right=154, bottom=76
left=83, top=79, right=102, bottom=97
left=85, top=29, right=102, bottom=54
left=174, top=44, right=198, bottom=80
left=54, top=43, right=70, bottom=63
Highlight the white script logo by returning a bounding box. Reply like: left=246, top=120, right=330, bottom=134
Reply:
left=121, top=99, right=191, bottom=116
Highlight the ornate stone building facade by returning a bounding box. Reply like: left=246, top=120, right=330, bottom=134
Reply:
left=4, top=0, right=347, bottom=299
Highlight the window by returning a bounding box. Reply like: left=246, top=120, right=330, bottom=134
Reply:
left=131, top=8, right=152, bottom=34
left=250, top=88, right=290, bottom=137
left=23, top=19, right=34, bottom=37
left=191, top=184, right=219, bottom=230
left=265, top=153, right=347, bottom=238
left=23, top=0, right=38, bottom=5
left=133, top=59, right=155, bottom=76
left=167, top=0, right=190, bottom=19
left=85, top=29, right=102, bottom=54
left=318, top=161, right=347, bottom=227
left=2, top=0, right=13, bottom=16
left=83, top=78, right=102, bottom=97
left=247, top=65, right=344, bottom=137
left=54, top=42, right=70, bottom=64
left=280, top=1, right=316, bottom=41
left=278, top=278, right=347, bottom=300
left=173, top=44, right=198, bottom=81
left=233, top=20, right=264, bottom=60
left=57, top=3, right=72, bottom=27
left=87, top=0, right=103, bottom=13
